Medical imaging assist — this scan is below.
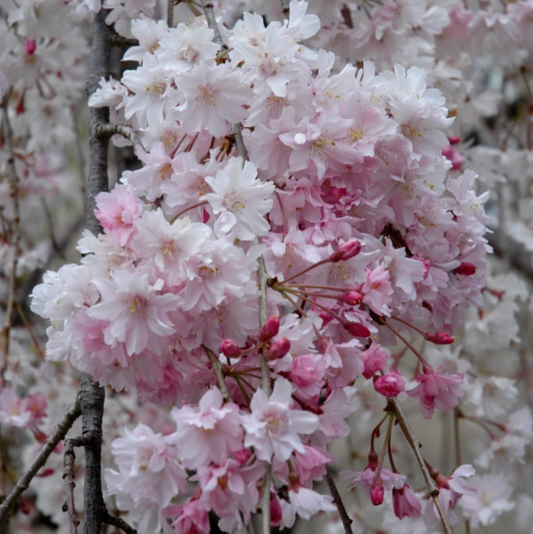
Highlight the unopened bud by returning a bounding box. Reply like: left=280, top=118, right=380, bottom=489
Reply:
left=373, top=370, right=406, bottom=397
left=343, top=321, right=371, bottom=338
left=454, top=262, right=477, bottom=276
left=329, top=240, right=362, bottom=263
left=341, top=290, right=363, bottom=306
left=267, top=337, right=291, bottom=360
left=370, top=482, right=385, bottom=506
left=424, top=331, right=454, bottom=345
left=258, top=316, right=280, bottom=342
left=270, top=494, right=283, bottom=527
left=220, top=339, right=241, bottom=358
left=37, top=468, right=55, bottom=477
left=235, top=448, right=252, bottom=465
left=25, top=38, right=37, bottom=55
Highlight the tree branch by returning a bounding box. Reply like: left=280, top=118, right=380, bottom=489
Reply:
left=79, top=6, right=113, bottom=534
left=199, top=0, right=225, bottom=48
left=63, top=440, right=81, bottom=534
left=202, top=344, right=232, bottom=403
left=0, top=402, right=81, bottom=527
left=389, top=399, right=454, bottom=534
left=104, top=510, right=138, bottom=534
left=324, top=466, right=353, bottom=534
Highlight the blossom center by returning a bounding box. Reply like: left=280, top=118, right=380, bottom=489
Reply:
left=128, top=296, right=147, bottom=315
left=223, top=192, right=246, bottom=212
left=145, top=80, right=166, bottom=96
left=198, top=84, right=218, bottom=107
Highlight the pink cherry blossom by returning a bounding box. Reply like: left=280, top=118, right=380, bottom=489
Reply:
left=170, top=387, right=243, bottom=468
left=177, top=62, right=251, bottom=137
left=241, top=378, right=319, bottom=462
left=205, top=157, right=274, bottom=240
left=94, top=184, right=143, bottom=247
left=393, top=484, right=422, bottom=519
left=407, top=366, right=464, bottom=419
left=87, top=270, right=178, bottom=356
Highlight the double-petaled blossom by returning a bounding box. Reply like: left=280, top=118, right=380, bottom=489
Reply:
left=205, top=157, right=274, bottom=241
left=241, top=378, right=319, bottom=462
left=407, top=366, right=465, bottom=419
left=176, top=62, right=251, bottom=137
left=94, top=184, right=143, bottom=247
left=169, top=387, right=243, bottom=469
left=87, top=270, right=178, bottom=356
left=105, top=424, right=187, bottom=510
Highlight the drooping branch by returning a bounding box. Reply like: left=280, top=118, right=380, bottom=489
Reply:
left=0, top=402, right=82, bottom=526
left=389, top=399, right=454, bottom=534
left=324, top=466, right=353, bottom=534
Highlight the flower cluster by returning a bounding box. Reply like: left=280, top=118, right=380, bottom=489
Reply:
left=14, top=0, right=533, bottom=532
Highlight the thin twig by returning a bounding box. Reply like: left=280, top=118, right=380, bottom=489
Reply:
left=324, top=466, right=353, bottom=534
left=260, top=467, right=272, bottom=534
left=92, top=123, right=145, bottom=152
left=103, top=511, right=138, bottom=534
left=389, top=399, right=454, bottom=534
left=202, top=344, right=232, bottom=403
left=167, top=0, right=174, bottom=27
left=63, top=440, right=80, bottom=534
left=231, top=122, right=248, bottom=160
left=0, top=402, right=82, bottom=527
left=199, top=0, right=225, bottom=47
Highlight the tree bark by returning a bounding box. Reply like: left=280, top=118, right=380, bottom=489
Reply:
left=80, top=6, right=113, bottom=534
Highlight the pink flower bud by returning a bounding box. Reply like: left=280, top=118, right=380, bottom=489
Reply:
left=235, top=448, right=252, bottom=465
left=454, top=262, right=477, bottom=276
left=24, top=38, right=37, bottom=56
left=448, top=136, right=461, bottom=145
left=424, top=331, right=454, bottom=345
left=329, top=240, right=362, bottom=262
left=270, top=494, right=283, bottom=527
left=258, top=316, right=280, bottom=342
left=219, top=339, right=241, bottom=358
left=370, top=482, right=385, bottom=506
left=37, top=468, right=55, bottom=477
left=342, top=321, right=371, bottom=338
left=442, top=145, right=466, bottom=170
left=341, top=290, right=363, bottom=306
left=267, top=337, right=291, bottom=360
left=373, top=370, right=406, bottom=397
